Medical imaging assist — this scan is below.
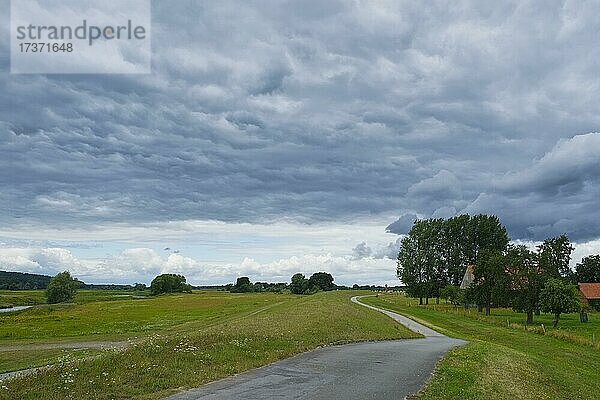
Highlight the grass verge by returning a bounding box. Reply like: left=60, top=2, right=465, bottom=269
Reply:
left=362, top=293, right=600, bottom=400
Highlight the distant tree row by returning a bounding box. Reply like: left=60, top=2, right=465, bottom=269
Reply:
left=226, top=277, right=288, bottom=293
left=0, top=271, right=51, bottom=290
left=398, top=214, right=600, bottom=326
left=227, top=272, right=336, bottom=295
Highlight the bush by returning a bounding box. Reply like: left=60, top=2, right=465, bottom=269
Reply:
left=150, top=274, right=192, bottom=295
left=290, top=272, right=336, bottom=295
left=308, top=272, right=335, bottom=291
left=230, top=277, right=253, bottom=293
left=290, top=273, right=309, bottom=294
left=440, top=284, right=463, bottom=306
left=46, top=271, right=78, bottom=304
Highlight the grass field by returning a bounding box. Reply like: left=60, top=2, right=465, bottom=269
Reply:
left=0, top=290, right=46, bottom=308
left=362, top=293, right=600, bottom=400
left=0, top=291, right=284, bottom=341
left=0, top=290, right=417, bottom=400
left=0, top=289, right=153, bottom=308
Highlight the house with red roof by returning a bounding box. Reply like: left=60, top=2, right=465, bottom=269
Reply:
left=579, top=283, right=600, bottom=311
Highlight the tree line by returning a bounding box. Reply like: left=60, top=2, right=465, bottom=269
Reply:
left=0, top=270, right=51, bottom=290
left=397, top=214, right=600, bottom=326
left=227, top=272, right=336, bottom=295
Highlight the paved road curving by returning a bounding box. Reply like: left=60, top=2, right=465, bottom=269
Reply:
left=350, top=296, right=444, bottom=337
left=167, top=295, right=466, bottom=400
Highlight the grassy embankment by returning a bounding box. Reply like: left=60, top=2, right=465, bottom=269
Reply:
left=0, top=290, right=417, bottom=399
left=362, top=293, right=600, bottom=400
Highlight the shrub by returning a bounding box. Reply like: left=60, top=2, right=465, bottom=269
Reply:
left=150, top=274, right=192, bottom=295
left=46, top=271, right=78, bottom=304
left=230, top=277, right=253, bottom=293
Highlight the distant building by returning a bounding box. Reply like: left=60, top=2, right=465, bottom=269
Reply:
left=460, top=265, right=475, bottom=289
left=579, top=283, right=600, bottom=310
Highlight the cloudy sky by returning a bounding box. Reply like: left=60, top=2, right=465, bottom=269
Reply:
left=1, top=0, right=599, bottom=285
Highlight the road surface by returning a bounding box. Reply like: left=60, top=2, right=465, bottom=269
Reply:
left=167, top=296, right=465, bottom=400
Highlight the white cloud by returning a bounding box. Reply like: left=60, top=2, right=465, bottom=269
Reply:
left=2, top=1, right=600, bottom=283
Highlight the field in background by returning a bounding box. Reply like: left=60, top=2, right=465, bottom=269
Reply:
left=0, top=291, right=286, bottom=341
left=0, top=290, right=417, bottom=400
left=0, top=290, right=46, bottom=308
left=0, top=289, right=153, bottom=308
left=362, top=293, right=600, bottom=400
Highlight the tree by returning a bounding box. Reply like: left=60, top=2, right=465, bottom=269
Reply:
left=397, top=219, right=446, bottom=304
left=442, top=215, right=472, bottom=286
left=46, top=271, right=78, bottom=304
left=290, top=273, right=309, bottom=294
left=397, top=214, right=510, bottom=306
left=397, top=234, right=425, bottom=304
left=576, top=255, right=600, bottom=283
left=308, top=272, right=335, bottom=291
left=230, top=276, right=253, bottom=293
left=539, top=278, right=581, bottom=327
left=439, top=284, right=463, bottom=307
left=471, top=250, right=510, bottom=316
left=506, top=245, right=543, bottom=324
left=464, top=214, right=510, bottom=266
left=150, top=274, right=192, bottom=295
left=537, top=234, right=575, bottom=282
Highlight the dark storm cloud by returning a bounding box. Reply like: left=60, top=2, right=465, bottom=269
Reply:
left=2, top=1, right=600, bottom=241
left=386, top=214, right=418, bottom=235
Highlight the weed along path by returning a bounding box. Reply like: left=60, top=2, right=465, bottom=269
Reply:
left=167, top=296, right=466, bottom=400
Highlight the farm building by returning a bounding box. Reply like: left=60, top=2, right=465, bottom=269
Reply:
left=579, top=283, right=600, bottom=311
left=460, top=265, right=475, bottom=289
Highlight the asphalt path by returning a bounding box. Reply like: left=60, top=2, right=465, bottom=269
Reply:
left=167, top=295, right=466, bottom=400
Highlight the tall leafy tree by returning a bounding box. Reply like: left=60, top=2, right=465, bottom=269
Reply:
left=397, top=234, right=425, bottom=304
left=414, top=218, right=446, bottom=303
left=398, top=219, right=446, bottom=304
left=398, top=214, right=510, bottom=306
left=505, top=244, right=542, bottom=324
left=465, top=214, right=510, bottom=266
left=442, top=215, right=472, bottom=286
left=575, top=255, right=600, bottom=283
left=471, top=249, right=510, bottom=315
left=537, top=234, right=575, bottom=282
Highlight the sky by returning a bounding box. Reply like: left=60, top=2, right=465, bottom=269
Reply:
left=1, top=0, right=600, bottom=286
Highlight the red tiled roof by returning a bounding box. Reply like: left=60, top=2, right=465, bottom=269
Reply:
left=579, top=283, right=600, bottom=300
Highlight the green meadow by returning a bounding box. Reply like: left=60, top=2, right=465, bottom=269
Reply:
left=362, top=293, right=600, bottom=400
left=0, top=290, right=416, bottom=400
left=2, top=289, right=599, bottom=400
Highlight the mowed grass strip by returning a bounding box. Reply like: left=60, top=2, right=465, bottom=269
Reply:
left=0, top=291, right=417, bottom=400
left=362, top=294, right=600, bottom=400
